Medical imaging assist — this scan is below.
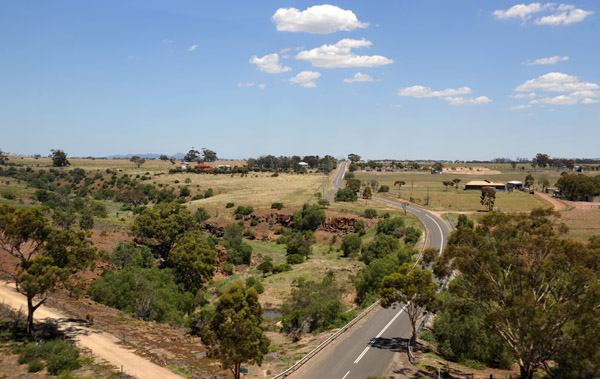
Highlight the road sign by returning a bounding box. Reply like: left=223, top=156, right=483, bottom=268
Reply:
left=240, top=368, right=249, bottom=374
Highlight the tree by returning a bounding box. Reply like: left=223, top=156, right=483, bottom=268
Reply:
left=202, top=148, right=218, bottom=162
left=347, top=153, right=361, bottom=163
left=169, top=157, right=177, bottom=165
left=341, top=234, right=362, bottom=257
left=510, top=161, right=517, bottom=169
left=159, top=154, right=169, bottom=161
left=335, top=188, right=357, bottom=202
left=129, top=155, right=146, bottom=168
left=345, top=178, right=362, bottom=192
left=131, top=202, right=197, bottom=259
left=442, top=180, right=454, bottom=191
left=184, top=148, right=200, bottom=162
left=0, top=205, right=96, bottom=334
left=432, top=162, right=444, bottom=172
left=318, top=198, right=330, bottom=209
left=534, top=153, right=550, bottom=168
left=0, top=148, right=8, bottom=164
left=50, top=149, right=70, bottom=167
left=539, top=175, right=550, bottom=191
left=167, top=232, right=216, bottom=294
left=480, top=187, right=496, bottom=211
left=380, top=265, right=439, bottom=346
left=293, top=203, right=326, bottom=231
left=436, top=209, right=600, bottom=379
left=362, top=186, right=372, bottom=199
left=452, top=178, right=461, bottom=189
left=394, top=180, right=405, bottom=196
left=199, top=282, right=269, bottom=379
left=525, top=173, right=535, bottom=188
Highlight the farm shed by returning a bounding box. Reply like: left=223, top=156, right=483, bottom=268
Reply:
left=465, top=179, right=506, bottom=192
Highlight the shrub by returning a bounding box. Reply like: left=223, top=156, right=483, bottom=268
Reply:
left=245, top=276, right=265, bottom=294
left=293, top=203, right=325, bottom=231
left=286, top=254, right=304, bottom=264
left=226, top=202, right=234, bottom=208
left=354, top=219, right=366, bottom=236
left=243, top=228, right=256, bottom=239
left=341, top=234, right=362, bottom=257
left=404, top=226, right=422, bottom=245
left=234, top=205, right=254, bottom=218
left=377, top=185, right=390, bottom=193
left=272, top=263, right=292, bottom=273
left=257, top=260, right=273, bottom=275
left=204, top=188, right=214, bottom=198
left=28, top=358, right=44, bottom=373
left=376, top=217, right=405, bottom=235
left=194, top=207, right=211, bottom=223
left=271, top=202, right=284, bottom=210
left=250, top=218, right=259, bottom=226
left=335, top=188, right=357, bottom=202
left=364, top=208, right=377, bottom=218
left=221, top=262, right=234, bottom=275
left=274, top=226, right=285, bottom=235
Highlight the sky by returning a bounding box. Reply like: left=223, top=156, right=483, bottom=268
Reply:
left=1, top=1, right=599, bottom=160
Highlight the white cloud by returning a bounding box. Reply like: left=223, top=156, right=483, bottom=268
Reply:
left=397, top=85, right=472, bottom=98
left=272, top=4, right=369, bottom=34
left=279, top=48, right=291, bottom=53
left=237, top=82, right=255, bottom=87
left=188, top=44, right=198, bottom=52
left=397, top=85, right=490, bottom=106
left=493, top=3, right=552, bottom=21
left=444, top=96, right=492, bottom=106
left=289, top=71, right=321, bottom=88
left=249, top=53, right=292, bottom=74
left=508, top=104, right=532, bottom=110
left=494, top=3, right=593, bottom=25
left=258, top=84, right=267, bottom=90
left=512, top=73, right=600, bottom=106
left=535, top=6, right=593, bottom=25
left=295, top=38, right=393, bottom=68
left=515, top=72, right=599, bottom=92
left=527, top=55, right=569, bottom=65
left=510, top=92, right=537, bottom=99
left=343, top=72, right=376, bottom=83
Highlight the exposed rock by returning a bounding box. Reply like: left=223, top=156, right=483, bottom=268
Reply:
left=321, top=216, right=357, bottom=234
left=215, top=245, right=228, bottom=264
left=203, top=223, right=224, bottom=237
left=256, top=212, right=294, bottom=227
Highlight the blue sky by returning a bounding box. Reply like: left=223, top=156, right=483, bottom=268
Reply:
left=1, top=1, right=598, bottom=160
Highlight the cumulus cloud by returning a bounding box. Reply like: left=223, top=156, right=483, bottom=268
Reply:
left=296, top=39, right=393, bottom=69
left=289, top=71, right=321, bottom=88
left=397, top=85, right=490, bottom=106
left=515, top=72, right=599, bottom=92
left=258, top=84, right=267, bottom=90
left=343, top=72, right=376, bottom=83
left=512, top=72, right=600, bottom=106
left=188, top=44, right=198, bottom=52
left=493, top=3, right=553, bottom=20
left=494, top=3, right=592, bottom=25
left=508, top=104, right=532, bottom=110
left=397, top=85, right=472, bottom=98
left=444, top=96, right=492, bottom=106
left=249, top=53, right=292, bottom=74
left=237, top=82, right=255, bottom=87
left=510, top=92, right=537, bottom=99
left=527, top=55, right=569, bottom=65
left=272, top=4, right=369, bottom=34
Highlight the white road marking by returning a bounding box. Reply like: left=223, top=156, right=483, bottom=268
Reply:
left=353, top=303, right=408, bottom=364
left=423, top=212, right=445, bottom=250
left=342, top=370, right=350, bottom=379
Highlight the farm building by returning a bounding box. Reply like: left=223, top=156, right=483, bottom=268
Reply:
left=180, top=162, right=189, bottom=170
left=299, top=162, right=310, bottom=168
left=507, top=181, right=523, bottom=191
left=195, top=164, right=213, bottom=172
left=464, top=179, right=506, bottom=192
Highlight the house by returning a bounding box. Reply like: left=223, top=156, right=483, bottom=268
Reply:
left=507, top=181, right=523, bottom=191
left=464, top=179, right=506, bottom=192
left=299, top=162, right=310, bottom=168
left=217, top=164, right=231, bottom=169
left=180, top=162, right=189, bottom=170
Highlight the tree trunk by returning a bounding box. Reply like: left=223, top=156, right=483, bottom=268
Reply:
left=519, top=363, right=535, bottom=379
left=234, top=362, right=240, bottom=379
left=26, top=296, right=34, bottom=335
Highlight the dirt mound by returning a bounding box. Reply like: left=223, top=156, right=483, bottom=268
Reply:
left=443, top=167, right=501, bottom=175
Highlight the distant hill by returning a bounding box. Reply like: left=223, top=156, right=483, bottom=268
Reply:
left=105, top=153, right=185, bottom=160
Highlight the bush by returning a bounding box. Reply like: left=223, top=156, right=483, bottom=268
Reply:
left=245, top=276, right=265, bottom=294
left=204, top=188, right=214, bottom=198
left=404, top=226, right=422, bottom=245
left=377, top=185, right=390, bottom=193
left=341, top=234, right=362, bottom=257
left=194, top=207, right=211, bottom=223
left=376, top=217, right=405, bottom=235
left=274, top=226, right=285, bottom=235
left=234, top=205, right=254, bottom=218
left=335, top=188, right=357, bottom=202
left=271, top=202, right=284, bottom=210
left=257, top=259, right=273, bottom=275
left=354, top=219, right=366, bottom=236
left=28, top=358, right=44, bottom=373
left=250, top=218, right=259, bottom=226
left=272, top=263, right=292, bottom=273
left=221, top=262, right=234, bottom=275
left=364, top=208, right=377, bottom=218
left=286, top=254, right=304, bottom=264
left=226, top=202, right=234, bottom=208
left=293, top=203, right=325, bottom=231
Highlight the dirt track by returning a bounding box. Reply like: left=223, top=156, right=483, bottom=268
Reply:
left=0, top=281, right=182, bottom=379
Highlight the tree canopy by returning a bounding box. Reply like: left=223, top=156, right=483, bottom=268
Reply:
left=50, top=149, right=70, bottom=167
left=436, top=209, right=600, bottom=378
left=199, top=282, right=269, bottom=379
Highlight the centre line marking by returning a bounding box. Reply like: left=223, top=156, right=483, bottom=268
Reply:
left=353, top=303, right=408, bottom=364
left=342, top=370, right=350, bottom=379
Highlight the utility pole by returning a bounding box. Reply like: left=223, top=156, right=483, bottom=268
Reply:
left=426, top=186, right=430, bottom=206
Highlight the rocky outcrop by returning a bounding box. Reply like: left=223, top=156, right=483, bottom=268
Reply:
left=321, top=217, right=357, bottom=234
left=203, top=223, right=224, bottom=237
left=255, top=213, right=294, bottom=227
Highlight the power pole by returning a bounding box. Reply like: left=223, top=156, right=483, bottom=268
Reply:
left=426, top=186, right=430, bottom=206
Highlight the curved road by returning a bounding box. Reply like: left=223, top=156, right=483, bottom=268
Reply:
left=290, top=161, right=451, bottom=379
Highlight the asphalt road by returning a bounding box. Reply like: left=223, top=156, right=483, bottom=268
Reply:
left=290, top=161, right=451, bottom=379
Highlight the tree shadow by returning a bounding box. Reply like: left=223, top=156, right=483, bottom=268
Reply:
left=369, top=336, right=408, bottom=353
